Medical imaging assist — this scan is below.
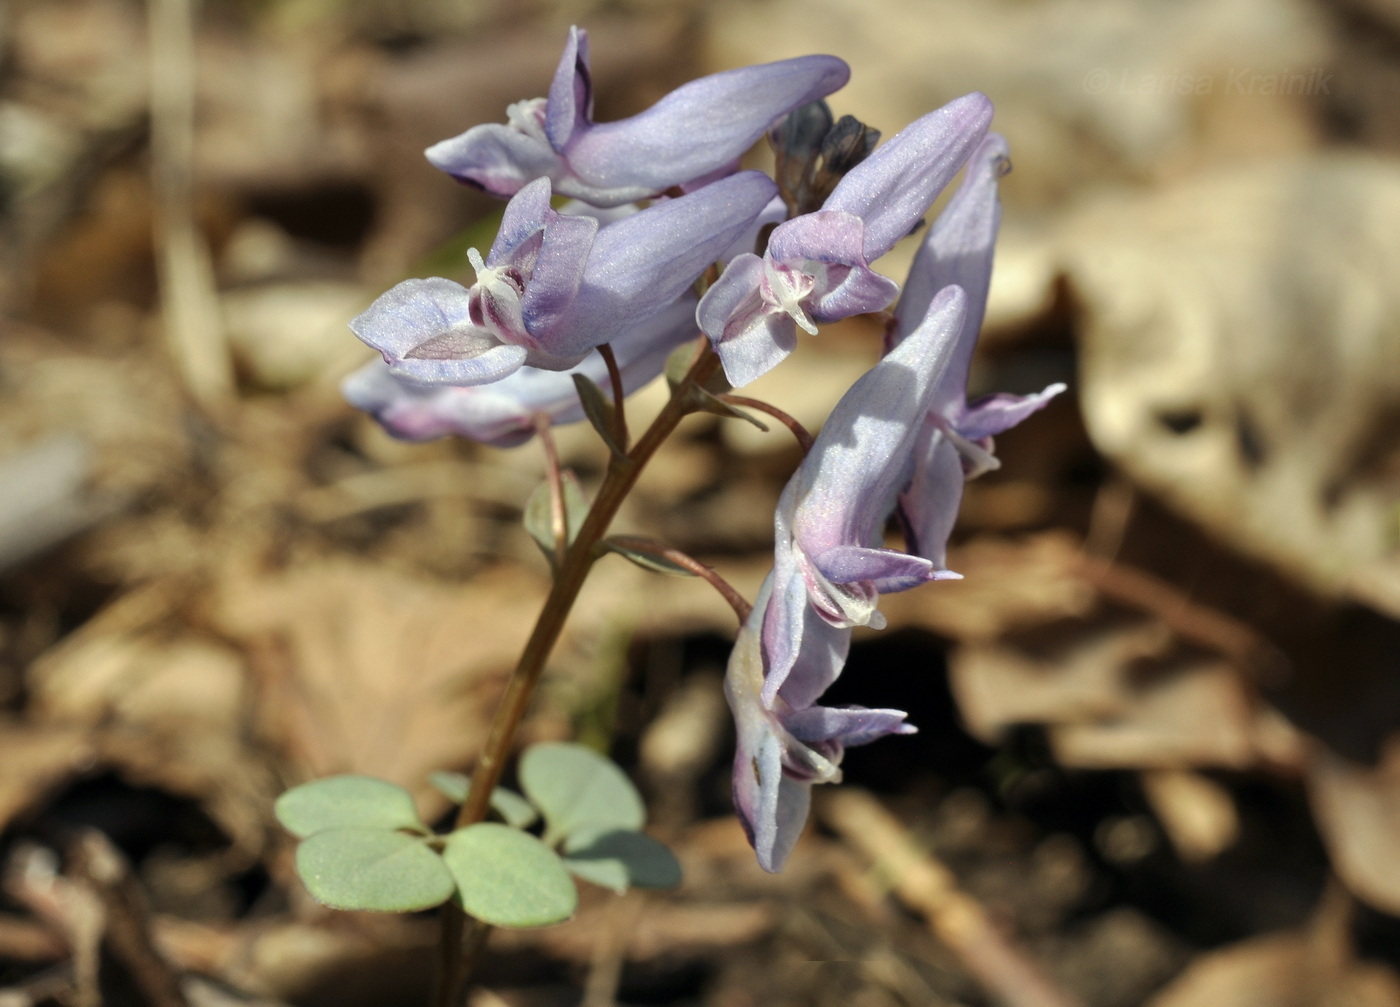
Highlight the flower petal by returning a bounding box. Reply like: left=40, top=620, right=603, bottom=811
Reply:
left=560, top=171, right=777, bottom=357
left=772, top=591, right=852, bottom=711
left=700, top=254, right=799, bottom=388
left=488, top=177, right=553, bottom=262
left=565, top=55, right=850, bottom=206
left=725, top=576, right=833, bottom=874
left=765, top=210, right=900, bottom=321
left=389, top=343, right=530, bottom=386
left=429, top=34, right=848, bottom=208
left=425, top=124, right=557, bottom=200
left=544, top=26, right=590, bottom=151
left=518, top=207, right=597, bottom=342
left=894, top=132, right=1008, bottom=412
left=759, top=287, right=967, bottom=701
left=342, top=360, right=539, bottom=447
left=351, top=277, right=532, bottom=384
left=957, top=384, right=1067, bottom=441
left=350, top=277, right=477, bottom=362
left=896, top=432, right=965, bottom=569
left=789, top=285, right=969, bottom=560
left=344, top=296, right=698, bottom=447
left=812, top=545, right=944, bottom=593
left=782, top=706, right=915, bottom=748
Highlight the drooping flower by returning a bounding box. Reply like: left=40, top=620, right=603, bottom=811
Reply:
left=426, top=26, right=850, bottom=208
left=761, top=285, right=970, bottom=705
left=726, top=575, right=913, bottom=873
left=698, top=92, right=994, bottom=387
left=342, top=297, right=698, bottom=448
left=350, top=171, right=776, bottom=386
left=891, top=133, right=1066, bottom=567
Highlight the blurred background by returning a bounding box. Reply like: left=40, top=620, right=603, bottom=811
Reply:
left=2, top=0, right=1400, bottom=1004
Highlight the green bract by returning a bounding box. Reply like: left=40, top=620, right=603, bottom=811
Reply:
left=275, top=775, right=427, bottom=839
left=443, top=824, right=577, bottom=927
left=572, top=373, right=626, bottom=458
left=524, top=471, right=590, bottom=561
left=295, top=829, right=454, bottom=912
left=519, top=742, right=645, bottom=843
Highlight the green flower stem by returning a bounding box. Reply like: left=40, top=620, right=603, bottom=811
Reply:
left=433, top=342, right=721, bottom=1007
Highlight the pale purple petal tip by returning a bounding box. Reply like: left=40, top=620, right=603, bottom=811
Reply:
left=825, top=92, right=994, bottom=261
left=958, top=383, right=1067, bottom=441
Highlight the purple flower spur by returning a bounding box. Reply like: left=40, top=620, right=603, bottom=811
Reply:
left=426, top=26, right=850, bottom=208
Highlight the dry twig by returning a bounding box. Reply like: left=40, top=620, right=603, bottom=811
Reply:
left=68, top=830, right=191, bottom=1007
left=820, top=788, right=1083, bottom=1007
left=148, top=0, right=232, bottom=406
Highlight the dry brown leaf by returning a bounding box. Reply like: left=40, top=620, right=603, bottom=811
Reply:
left=879, top=532, right=1096, bottom=643
left=710, top=0, right=1328, bottom=218
left=214, top=559, right=542, bottom=806
left=1147, top=930, right=1400, bottom=1007
left=1062, top=153, right=1400, bottom=610
left=949, top=618, right=1172, bottom=745
left=29, top=634, right=246, bottom=732
left=0, top=722, right=97, bottom=832
left=1050, top=658, right=1259, bottom=770
left=949, top=599, right=1299, bottom=774
left=1141, top=769, right=1240, bottom=862
left=1306, top=734, right=1400, bottom=915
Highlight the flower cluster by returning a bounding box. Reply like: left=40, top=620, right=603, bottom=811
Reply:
left=342, top=28, right=1063, bottom=872
left=733, top=134, right=1066, bottom=869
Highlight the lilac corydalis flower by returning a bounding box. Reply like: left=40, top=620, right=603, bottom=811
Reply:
left=350, top=172, right=776, bottom=386
left=426, top=26, right=850, bottom=208
left=761, top=286, right=970, bottom=705
left=892, top=133, right=1066, bottom=568
left=726, top=576, right=913, bottom=873
left=698, top=92, right=994, bottom=387
left=342, top=297, right=697, bottom=448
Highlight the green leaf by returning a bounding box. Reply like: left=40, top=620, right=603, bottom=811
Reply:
left=275, top=776, right=426, bottom=839
left=519, top=742, right=645, bottom=843
left=427, top=770, right=470, bottom=803
left=488, top=788, right=540, bottom=829
left=442, top=824, right=578, bottom=927
left=602, top=537, right=697, bottom=578
left=571, top=374, right=626, bottom=458
left=563, top=829, right=683, bottom=893
left=523, top=470, right=590, bottom=561
left=427, top=772, right=539, bottom=829
left=295, top=829, right=454, bottom=912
